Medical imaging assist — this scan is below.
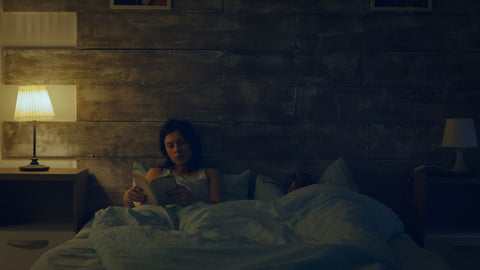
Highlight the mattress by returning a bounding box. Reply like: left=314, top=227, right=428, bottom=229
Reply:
left=31, top=184, right=451, bottom=270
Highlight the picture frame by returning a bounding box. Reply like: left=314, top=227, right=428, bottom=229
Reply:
left=370, top=0, right=432, bottom=11
left=110, top=0, right=171, bottom=10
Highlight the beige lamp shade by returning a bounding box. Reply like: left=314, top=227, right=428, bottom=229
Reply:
left=441, top=118, right=478, bottom=148
left=14, top=85, right=55, bottom=171
left=14, top=85, right=55, bottom=121
left=441, top=118, right=478, bottom=173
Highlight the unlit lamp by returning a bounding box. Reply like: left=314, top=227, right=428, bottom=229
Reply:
left=441, top=118, right=478, bottom=173
left=14, top=85, right=55, bottom=171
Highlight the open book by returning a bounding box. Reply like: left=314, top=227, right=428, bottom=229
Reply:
left=132, top=173, right=177, bottom=206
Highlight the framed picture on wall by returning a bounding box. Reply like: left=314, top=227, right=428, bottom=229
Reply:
left=370, top=0, right=432, bottom=11
left=110, top=0, right=171, bottom=10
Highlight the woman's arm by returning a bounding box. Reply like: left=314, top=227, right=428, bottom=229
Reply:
left=145, top=167, right=164, bottom=182
left=123, top=186, right=146, bottom=208
left=123, top=167, right=163, bottom=208
left=206, top=168, right=223, bottom=204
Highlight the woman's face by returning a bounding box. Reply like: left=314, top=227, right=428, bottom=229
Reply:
left=164, top=129, right=193, bottom=167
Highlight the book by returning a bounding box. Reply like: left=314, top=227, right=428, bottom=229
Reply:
left=132, top=173, right=177, bottom=206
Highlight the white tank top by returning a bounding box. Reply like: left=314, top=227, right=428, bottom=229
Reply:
left=160, top=168, right=209, bottom=199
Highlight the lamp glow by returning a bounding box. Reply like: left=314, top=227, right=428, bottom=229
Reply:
left=441, top=118, right=478, bottom=173
left=14, top=85, right=55, bottom=171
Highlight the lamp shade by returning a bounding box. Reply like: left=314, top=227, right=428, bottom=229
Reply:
left=14, top=85, right=55, bottom=121
left=441, top=118, right=478, bottom=148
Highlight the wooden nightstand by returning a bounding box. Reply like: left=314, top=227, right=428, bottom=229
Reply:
left=0, top=168, right=88, bottom=270
left=412, top=170, right=480, bottom=270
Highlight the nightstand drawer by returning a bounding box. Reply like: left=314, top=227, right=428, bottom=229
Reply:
left=425, top=232, right=480, bottom=270
left=0, top=230, right=75, bottom=270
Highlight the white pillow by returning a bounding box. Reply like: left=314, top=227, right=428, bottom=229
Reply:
left=222, top=170, right=251, bottom=201
left=132, top=163, right=251, bottom=201
left=318, top=158, right=357, bottom=191
left=132, top=161, right=150, bottom=177
left=254, top=174, right=285, bottom=200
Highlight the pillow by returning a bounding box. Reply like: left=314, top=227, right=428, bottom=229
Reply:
left=318, top=157, right=358, bottom=191
left=133, top=162, right=250, bottom=201
left=222, top=170, right=251, bottom=201
left=254, top=174, right=285, bottom=200
left=132, top=161, right=150, bottom=177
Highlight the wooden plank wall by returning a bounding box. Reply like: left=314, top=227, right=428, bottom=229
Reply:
left=3, top=0, right=480, bottom=236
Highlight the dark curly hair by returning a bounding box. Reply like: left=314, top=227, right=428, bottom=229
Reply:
left=159, top=119, right=204, bottom=172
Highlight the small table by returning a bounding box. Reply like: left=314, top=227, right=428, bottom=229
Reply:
left=412, top=170, right=480, bottom=270
left=0, top=168, right=88, bottom=270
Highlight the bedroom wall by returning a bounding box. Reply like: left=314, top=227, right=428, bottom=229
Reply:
left=2, top=0, right=480, bottom=237
left=0, top=7, right=77, bottom=168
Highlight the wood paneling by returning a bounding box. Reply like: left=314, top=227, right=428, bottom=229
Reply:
left=5, top=0, right=480, bottom=14
left=2, top=0, right=222, bottom=12
left=365, top=15, right=480, bottom=51
left=366, top=52, right=480, bottom=88
left=77, top=84, right=224, bottom=121
left=2, top=0, right=109, bottom=12
left=223, top=0, right=367, bottom=13
left=3, top=121, right=222, bottom=158
left=296, top=15, right=367, bottom=52
left=4, top=49, right=222, bottom=86
left=293, top=52, right=367, bottom=86
left=221, top=122, right=368, bottom=159
left=294, top=86, right=480, bottom=125
left=78, top=13, right=295, bottom=50
left=368, top=124, right=445, bottom=160
left=297, top=14, right=480, bottom=52
left=223, top=52, right=295, bottom=121
left=434, top=0, right=480, bottom=14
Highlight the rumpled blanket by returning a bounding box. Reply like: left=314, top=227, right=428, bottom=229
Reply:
left=88, top=184, right=404, bottom=270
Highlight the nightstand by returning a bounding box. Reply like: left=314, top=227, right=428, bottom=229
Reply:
left=0, top=168, right=88, bottom=270
left=412, top=170, right=480, bottom=270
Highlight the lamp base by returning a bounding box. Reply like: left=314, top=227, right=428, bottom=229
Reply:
left=449, top=148, right=474, bottom=176
left=450, top=148, right=468, bottom=172
left=19, top=158, right=49, bottom=171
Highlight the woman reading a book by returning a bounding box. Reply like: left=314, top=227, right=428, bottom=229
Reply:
left=123, top=119, right=222, bottom=208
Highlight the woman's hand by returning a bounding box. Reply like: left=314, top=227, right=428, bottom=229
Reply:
left=167, top=185, right=195, bottom=204
left=123, top=186, right=146, bottom=207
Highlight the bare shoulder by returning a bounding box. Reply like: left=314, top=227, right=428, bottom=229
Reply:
left=145, top=167, right=164, bottom=181
left=205, top=168, right=221, bottom=178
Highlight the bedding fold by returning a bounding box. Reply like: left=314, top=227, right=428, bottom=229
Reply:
left=88, top=184, right=404, bottom=270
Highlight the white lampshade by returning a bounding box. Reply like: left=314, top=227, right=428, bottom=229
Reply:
left=14, top=85, right=55, bottom=121
left=14, top=85, right=55, bottom=171
left=441, top=118, right=478, bottom=173
left=441, top=118, right=478, bottom=148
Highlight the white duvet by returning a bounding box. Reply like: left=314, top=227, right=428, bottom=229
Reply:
left=88, top=184, right=404, bottom=270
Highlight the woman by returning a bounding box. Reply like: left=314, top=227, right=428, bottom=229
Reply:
left=124, top=119, right=222, bottom=208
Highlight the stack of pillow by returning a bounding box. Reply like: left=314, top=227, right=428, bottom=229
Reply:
left=132, top=157, right=357, bottom=202
left=254, top=157, right=357, bottom=200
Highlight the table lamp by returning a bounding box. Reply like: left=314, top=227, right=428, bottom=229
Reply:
left=14, top=85, right=55, bottom=171
left=441, top=118, right=478, bottom=173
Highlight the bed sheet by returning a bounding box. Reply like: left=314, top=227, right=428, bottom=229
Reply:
left=31, top=184, right=450, bottom=270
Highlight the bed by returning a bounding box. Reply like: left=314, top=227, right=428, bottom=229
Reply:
left=31, top=159, right=451, bottom=270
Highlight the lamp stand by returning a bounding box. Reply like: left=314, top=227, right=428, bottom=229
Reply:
left=19, top=121, right=49, bottom=171
left=450, top=148, right=469, bottom=173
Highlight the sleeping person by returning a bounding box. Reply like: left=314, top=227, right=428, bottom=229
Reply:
left=123, top=119, right=222, bottom=208
left=286, top=171, right=316, bottom=193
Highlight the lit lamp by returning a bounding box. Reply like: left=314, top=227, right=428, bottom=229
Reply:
left=14, top=85, right=55, bottom=171
left=441, top=118, right=478, bottom=173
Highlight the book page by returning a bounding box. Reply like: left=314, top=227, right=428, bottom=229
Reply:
left=132, top=173, right=158, bottom=205
left=149, top=176, right=177, bottom=205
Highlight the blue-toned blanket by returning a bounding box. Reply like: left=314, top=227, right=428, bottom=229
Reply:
left=88, top=184, right=404, bottom=270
